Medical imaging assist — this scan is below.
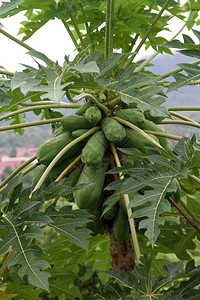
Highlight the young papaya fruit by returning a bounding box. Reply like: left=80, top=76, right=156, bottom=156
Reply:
left=103, top=203, right=119, bottom=220
left=144, top=111, right=165, bottom=124
left=52, top=126, right=67, bottom=137
left=101, top=118, right=126, bottom=143
left=75, top=100, right=93, bottom=115
left=73, top=156, right=109, bottom=209
left=81, top=131, right=107, bottom=166
left=98, top=92, right=106, bottom=103
left=61, top=115, right=93, bottom=131
left=85, top=106, right=102, bottom=124
left=113, top=208, right=129, bottom=242
left=114, top=108, right=144, bottom=126
left=140, top=119, right=173, bottom=152
left=117, top=128, right=159, bottom=150
left=36, top=132, right=82, bottom=166
left=72, top=129, right=89, bottom=138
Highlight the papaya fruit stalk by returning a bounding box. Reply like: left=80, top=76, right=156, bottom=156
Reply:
left=110, top=143, right=141, bottom=263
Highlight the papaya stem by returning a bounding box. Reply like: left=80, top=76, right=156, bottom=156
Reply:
left=75, top=92, right=109, bottom=116
left=55, top=154, right=81, bottom=181
left=61, top=20, right=79, bottom=50
left=160, top=59, right=200, bottom=79
left=31, top=127, right=99, bottom=195
left=0, top=118, right=61, bottom=132
left=105, top=0, right=115, bottom=57
left=169, top=111, right=199, bottom=124
left=0, top=69, right=14, bottom=76
left=0, top=249, right=15, bottom=277
left=168, top=196, right=200, bottom=234
left=143, top=129, right=200, bottom=146
left=179, top=198, right=200, bottom=226
left=110, top=143, right=141, bottom=264
left=0, top=104, right=81, bottom=122
left=113, top=116, right=163, bottom=149
left=160, top=119, right=200, bottom=129
left=0, top=155, right=36, bottom=191
left=188, top=174, right=200, bottom=185
left=125, top=0, right=171, bottom=67
left=63, top=0, right=86, bottom=49
left=168, top=106, right=200, bottom=111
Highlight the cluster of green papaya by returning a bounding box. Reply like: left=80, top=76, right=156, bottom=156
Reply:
left=33, top=96, right=178, bottom=241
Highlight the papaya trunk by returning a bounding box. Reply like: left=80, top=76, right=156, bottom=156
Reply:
left=110, top=229, right=135, bottom=272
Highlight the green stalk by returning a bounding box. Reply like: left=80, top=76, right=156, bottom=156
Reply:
left=105, top=0, right=115, bottom=57
left=76, top=92, right=109, bottom=116
left=160, top=120, right=200, bottom=129
left=0, top=69, right=14, bottom=76
left=169, top=111, right=199, bottom=124
left=0, top=155, right=36, bottom=190
left=188, top=174, right=200, bottom=185
left=0, top=118, right=61, bottom=132
left=0, top=104, right=80, bottom=122
left=20, top=100, right=80, bottom=107
left=125, top=0, right=171, bottom=67
left=168, top=106, right=200, bottom=111
left=32, top=127, right=99, bottom=194
left=63, top=0, right=86, bottom=49
left=110, top=143, right=141, bottom=264
left=160, top=59, right=200, bottom=79
left=0, top=28, right=35, bottom=52
left=62, top=20, right=79, bottom=50
left=113, top=116, right=163, bottom=149
left=142, top=129, right=200, bottom=145
left=179, top=198, right=200, bottom=226
left=79, top=3, right=92, bottom=45
left=22, top=162, right=39, bottom=176
left=134, top=13, right=188, bottom=73
left=107, top=96, right=122, bottom=109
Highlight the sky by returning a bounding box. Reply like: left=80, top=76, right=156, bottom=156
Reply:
left=0, top=0, right=196, bottom=73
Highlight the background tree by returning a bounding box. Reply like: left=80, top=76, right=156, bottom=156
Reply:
left=0, top=0, right=200, bottom=299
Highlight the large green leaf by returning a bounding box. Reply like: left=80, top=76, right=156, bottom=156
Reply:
left=0, top=213, right=51, bottom=291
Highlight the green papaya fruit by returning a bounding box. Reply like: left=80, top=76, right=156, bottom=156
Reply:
left=36, top=132, right=82, bottom=166
left=140, top=120, right=173, bottom=152
left=144, top=111, right=165, bottom=124
left=98, top=92, right=106, bottom=103
left=76, top=100, right=93, bottom=115
left=101, top=118, right=126, bottom=143
left=73, top=156, right=109, bottom=209
left=113, top=208, right=129, bottom=242
left=81, top=131, right=107, bottom=166
left=103, top=203, right=118, bottom=220
left=85, top=106, right=102, bottom=124
left=117, top=128, right=159, bottom=150
left=61, top=115, right=93, bottom=131
left=72, top=129, right=89, bottom=138
left=114, top=108, right=144, bottom=126
left=52, top=126, right=67, bottom=137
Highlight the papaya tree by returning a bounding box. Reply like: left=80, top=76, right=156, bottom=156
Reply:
left=0, top=0, right=200, bottom=299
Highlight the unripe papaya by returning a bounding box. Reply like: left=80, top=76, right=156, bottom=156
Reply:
left=36, top=132, right=82, bottom=166
left=113, top=208, right=129, bottom=242
left=103, top=203, right=118, bottom=220
left=98, top=92, right=106, bottom=103
left=81, top=131, right=107, bottom=166
left=76, top=100, right=93, bottom=115
left=65, top=164, right=83, bottom=202
left=61, top=115, right=93, bottom=131
left=73, top=156, right=109, bottom=209
left=85, top=106, right=102, bottom=124
left=101, top=118, right=126, bottom=143
left=140, top=120, right=173, bottom=152
left=52, top=126, right=67, bottom=137
left=72, top=129, right=89, bottom=138
left=144, top=111, right=165, bottom=124
left=117, top=128, right=159, bottom=150
left=114, top=108, right=144, bottom=126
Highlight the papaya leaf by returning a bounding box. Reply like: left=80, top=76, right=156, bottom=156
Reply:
left=69, top=58, right=100, bottom=74
left=45, top=204, right=92, bottom=250
left=0, top=213, right=51, bottom=291
left=0, top=0, right=23, bottom=17
left=167, top=64, right=200, bottom=92
left=49, top=266, right=82, bottom=299
left=5, top=282, right=42, bottom=300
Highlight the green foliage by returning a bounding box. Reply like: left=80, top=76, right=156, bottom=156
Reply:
left=1, top=0, right=200, bottom=298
